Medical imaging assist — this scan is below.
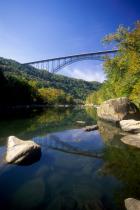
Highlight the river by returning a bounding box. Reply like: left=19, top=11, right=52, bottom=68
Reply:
left=0, top=107, right=140, bottom=210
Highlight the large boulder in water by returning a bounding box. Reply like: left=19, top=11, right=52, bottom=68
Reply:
left=97, top=97, right=138, bottom=123
left=121, top=134, right=140, bottom=148
left=5, top=136, right=41, bottom=165
left=120, top=119, right=140, bottom=133
left=125, top=198, right=140, bottom=210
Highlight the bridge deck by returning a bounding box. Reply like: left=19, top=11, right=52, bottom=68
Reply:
left=23, top=49, right=118, bottom=73
left=23, top=49, right=118, bottom=65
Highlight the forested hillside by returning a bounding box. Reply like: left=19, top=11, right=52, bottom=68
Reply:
left=86, top=21, right=140, bottom=108
left=0, top=57, right=101, bottom=106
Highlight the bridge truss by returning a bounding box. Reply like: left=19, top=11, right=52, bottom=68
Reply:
left=23, top=49, right=118, bottom=73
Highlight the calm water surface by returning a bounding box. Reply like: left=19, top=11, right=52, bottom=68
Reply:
left=0, top=107, right=140, bottom=210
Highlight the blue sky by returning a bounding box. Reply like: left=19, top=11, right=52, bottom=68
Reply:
left=0, top=0, right=140, bottom=81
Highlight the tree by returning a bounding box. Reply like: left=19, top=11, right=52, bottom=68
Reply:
left=86, top=21, right=140, bottom=108
left=38, top=88, right=75, bottom=105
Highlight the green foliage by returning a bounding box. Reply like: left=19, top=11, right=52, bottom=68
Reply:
left=0, top=56, right=100, bottom=105
left=0, top=70, right=41, bottom=106
left=0, top=57, right=101, bottom=102
left=39, top=87, right=75, bottom=105
left=129, top=80, right=140, bottom=107
left=86, top=21, right=140, bottom=108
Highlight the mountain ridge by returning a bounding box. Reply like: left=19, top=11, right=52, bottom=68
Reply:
left=0, top=57, right=101, bottom=100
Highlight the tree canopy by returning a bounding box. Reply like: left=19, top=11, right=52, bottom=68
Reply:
left=0, top=56, right=101, bottom=106
left=86, top=21, right=140, bottom=108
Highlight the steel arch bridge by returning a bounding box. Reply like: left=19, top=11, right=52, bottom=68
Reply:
left=23, top=49, right=118, bottom=73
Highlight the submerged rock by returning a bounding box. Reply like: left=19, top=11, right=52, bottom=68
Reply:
left=82, top=199, right=105, bottom=210
left=97, top=97, right=138, bottom=123
left=12, top=178, right=45, bottom=209
left=83, top=125, right=98, bottom=132
left=125, top=198, right=140, bottom=210
left=120, top=119, right=140, bottom=133
left=47, top=195, right=78, bottom=210
left=5, top=136, right=41, bottom=164
left=121, top=134, right=140, bottom=148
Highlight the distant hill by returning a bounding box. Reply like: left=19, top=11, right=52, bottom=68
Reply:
left=0, top=57, right=101, bottom=100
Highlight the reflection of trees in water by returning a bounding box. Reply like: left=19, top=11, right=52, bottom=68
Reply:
left=98, top=120, right=140, bottom=210
left=97, top=120, right=122, bottom=146
left=24, top=107, right=91, bottom=137
left=103, top=146, right=140, bottom=209
left=0, top=107, right=97, bottom=144
left=0, top=108, right=70, bottom=140
left=85, top=107, right=97, bottom=122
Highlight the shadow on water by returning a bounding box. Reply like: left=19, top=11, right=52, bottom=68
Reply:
left=0, top=107, right=140, bottom=209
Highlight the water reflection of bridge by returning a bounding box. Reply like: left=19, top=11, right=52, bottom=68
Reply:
left=34, top=135, right=102, bottom=158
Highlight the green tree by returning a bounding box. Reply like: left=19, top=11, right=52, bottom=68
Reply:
left=86, top=21, right=140, bottom=108
left=38, top=88, right=75, bottom=105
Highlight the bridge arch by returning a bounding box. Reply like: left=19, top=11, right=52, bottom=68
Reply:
left=23, top=49, right=118, bottom=73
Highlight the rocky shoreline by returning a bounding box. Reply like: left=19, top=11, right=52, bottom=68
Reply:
left=97, top=97, right=140, bottom=210
left=97, top=97, right=140, bottom=148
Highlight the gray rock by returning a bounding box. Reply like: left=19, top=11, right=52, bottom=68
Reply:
left=121, top=134, right=140, bottom=148
left=97, top=97, right=138, bottom=122
left=83, top=125, right=98, bottom=132
left=125, top=198, right=140, bottom=210
left=76, top=120, right=86, bottom=124
left=120, top=119, right=140, bottom=133
left=5, top=136, right=41, bottom=164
